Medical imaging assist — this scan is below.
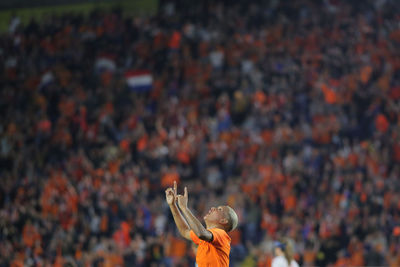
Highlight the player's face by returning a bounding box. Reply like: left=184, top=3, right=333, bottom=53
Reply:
left=204, top=206, right=226, bottom=222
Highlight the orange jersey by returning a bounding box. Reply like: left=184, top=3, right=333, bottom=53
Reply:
left=190, top=228, right=231, bottom=267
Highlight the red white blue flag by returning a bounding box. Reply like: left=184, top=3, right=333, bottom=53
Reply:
left=125, top=70, right=153, bottom=92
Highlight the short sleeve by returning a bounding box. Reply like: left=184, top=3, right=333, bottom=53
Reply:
left=190, top=230, right=201, bottom=245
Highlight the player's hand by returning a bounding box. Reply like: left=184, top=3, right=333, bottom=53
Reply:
left=177, top=186, right=188, bottom=210
left=165, top=181, right=178, bottom=205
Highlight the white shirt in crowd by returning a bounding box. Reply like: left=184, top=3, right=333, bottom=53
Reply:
left=271, top=255, right=300, bottom=267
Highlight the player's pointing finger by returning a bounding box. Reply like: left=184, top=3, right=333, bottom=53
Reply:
left=174, top=180, right=177, bottom=195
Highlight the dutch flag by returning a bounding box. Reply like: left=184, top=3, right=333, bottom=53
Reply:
left=95, top=54, right=117, bottom=73
left=125, top=70, right=153, bottom=92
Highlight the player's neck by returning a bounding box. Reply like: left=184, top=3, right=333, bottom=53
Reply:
left=206, top=222, right=223, bottom=230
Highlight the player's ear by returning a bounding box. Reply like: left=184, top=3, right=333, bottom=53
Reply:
left=219, top=218, right=228, bottom=225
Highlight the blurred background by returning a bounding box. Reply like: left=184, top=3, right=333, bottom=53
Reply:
left=1, top=0, right=400, bottom=266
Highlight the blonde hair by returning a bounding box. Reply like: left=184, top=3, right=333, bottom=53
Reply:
left=281, top=238, right=294, bottom=264
left=225, top=206, right=238, bottom=232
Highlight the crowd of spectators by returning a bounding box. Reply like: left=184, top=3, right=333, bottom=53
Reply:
left=1, top=0, right=400, bottom=266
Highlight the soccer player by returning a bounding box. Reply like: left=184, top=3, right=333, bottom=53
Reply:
left=165, top=181, right=238, bottom=267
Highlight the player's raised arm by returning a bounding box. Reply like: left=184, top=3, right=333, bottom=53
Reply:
left=165, top=181, right=191, bottom=240
left=177, top=186, right=213, bottom=242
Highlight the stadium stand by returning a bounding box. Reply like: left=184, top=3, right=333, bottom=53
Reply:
left=0, top=0, right=400, bottom=266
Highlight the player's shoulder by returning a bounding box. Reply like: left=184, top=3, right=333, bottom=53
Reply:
left=208, top=228, right=231, bottom=245
left=209, top=228, right=229, bottom=238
